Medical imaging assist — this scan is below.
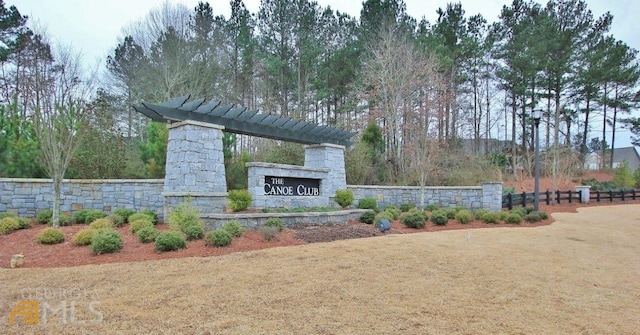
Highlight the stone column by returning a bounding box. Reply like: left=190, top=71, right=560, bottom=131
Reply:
left=304, top=143, right=346, bottom=202
left=576, top=185, right=591, bottom=203
left=162, top=120, right=228, bottom=218
left=482, top=182, right=503, bottom=212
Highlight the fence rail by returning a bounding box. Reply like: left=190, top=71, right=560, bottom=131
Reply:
left=502, top=189, right=638, bottom=210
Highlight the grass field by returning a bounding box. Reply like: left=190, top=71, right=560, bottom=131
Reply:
left=1, top=205, right=639, bottom=334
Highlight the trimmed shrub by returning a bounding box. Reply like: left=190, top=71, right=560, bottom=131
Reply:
left=37, top=209, right=53, bottom=224
left=155, top=231, right=187, bottom=252
left=91, top=229, right=124, bottom=255
left=374, top=211, right=394, bottom=228
left=537, top=211, right=549, bottom=220
left=136, top=226, right=159, bottom=243
left=334, top=189, right=354, bottom=208
left=220, top=221, right=245, bottom=237
left=72, top=228, right=96, bottom=246
left=425, top=204, right=440, bottom=212
left=512, top=207, right=528, bottom=218
left=359, top=211, right=375, bottom=224
left=128, top=213, right=155, bottom=224
left=444, top=208, right=458, bottom=219
left=89, top=218, right=114, bottom=230
left=455, top=209, right=473, bottom=224
left=482, top=212, right=501, bottom=224
left=474, top=209, right=489, bottom=221
left=113, top=208, right=136, bottom=222
left=84, top=209, right=107, bottom=224
left=383, top=206, right=401, bottom=220
left=16, top=217, right=31, bottom=229
left=111, top=214, right=126, bottom=227
left=168, top=200, right=202, bottom=229
left=505, top=212, right=523, bottom=224
left=357, top=198, right=378, bottom=212
left=498, top=211, right=509, bottom=221
left=431, top=210, right=448, bottom=226
left=264, top=217, right=284, bottom=231
left=141, top=209, right=159, bottom=224
left=183, top=224, right=204, bottom=241
left=0, top=217, right=20, bottom=234
left=228, top=189, right=252, bottom=212
left=129, top=219, right=154, bottom=234
left=257, top=225, right=280, bottom=241
left=36, top=228, right=65, bottom=244
left=399, top=203, right=415, bottom=212
left=400, top=209, right=427, bottom=229
left=524, top=211, right=548, bottom=222
left=205, top=229, right=233, bottom=247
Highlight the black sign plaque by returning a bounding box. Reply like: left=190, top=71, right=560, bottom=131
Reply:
left=264, top=176, right=321, bottom=196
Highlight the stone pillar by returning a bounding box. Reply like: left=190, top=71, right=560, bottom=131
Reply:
left=162, top=120, right=228, bottom=218
left=576, top=185, right=591, bottom=203
left=482, top=182, right=503, bottom=212
left=304, top=143, right=346, bottom=201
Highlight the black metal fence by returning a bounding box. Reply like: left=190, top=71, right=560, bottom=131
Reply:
left=502, top=189, right=638, bottom=210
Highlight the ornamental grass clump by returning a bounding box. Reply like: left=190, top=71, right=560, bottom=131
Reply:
left=505, top=212, right=523, bottom=224
left=168, top=200, right=205, bottom=240
left=89, top=218, right=114, bottom=230
left=72, top=228, right=96, bottom=246
left=481, top=212, right=501, bottom=224
left=264, top=217, right=284, bottom=231
left=455, top=209, right=473, bottom=224
left=129, top=218, right=154, bottom=234
left=0, top=217, right=20, bottom=234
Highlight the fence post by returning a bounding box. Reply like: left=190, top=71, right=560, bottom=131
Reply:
left=633, top=189, right=637, bottom=200
left=609, top=190, right=613, bottom=202
left=596, top=190, right=601, bottom=202
left=521, top=192, right=527, bottom=208
left=568, top=190, right=572, bottom=203
left=545, top=190, right=551, bottom=205
left=508, top=193, right=513, bottom=210
left=556, top=190, right=561, bottom=204
left=622, top=190, right=625, bottom=201
left=576, top=186, right=590, bottom=204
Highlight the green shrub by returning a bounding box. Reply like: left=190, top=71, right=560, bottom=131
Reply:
left=524, top=212, right=543, bottom=223
left=129, top=219, right=154, bottom=234
left=91, top=229, right=124, bottom=254
left=72, top=209, right=88, bottom=224
left=536, top=211, right=549, bottom=220
left=257, top=225, right=280, bottom=241
left=334, top=189, right=354, bottom=208
left=84, top=209, right=107, bottom=224
left=182, top=224, right=204, bottom=241
left=613, top=160, right=635, bottom=188
left=0, top=212, right=16, bottom=219
left=400, top=209, right=427, bottom=229
left=264, top=217, right=284, bottom=231
left=431, top=210, right=448, bottom=226
left=155, top=231, right=187, bottom=252
left=455, top=209, right=473, bottom=224
left=399, top=203, right=415, bottom=212
left=113, top=208, right=136, bottom=222
left=37, top=209, right=52, bottom=224
left=0, top=217, right=20, bottom=234
left=72, top=228, right=96, bottom=246
left=357, top=198, right=378, bottom=212
left=482, top=212, right=501, bottom=224
left=374, top=211, right=394, bottom=228
left=228, top=189, right=252, bottom=212
left=359, top=211, right=376, bottom=224
left=89, top=218, right=114, bottom=230
left=36, top=228, right=65, bottom=244
left=16, top=217, right=31, bottom=229
left=141, top=209, right=159, bottom=224
left=111, top=214, right=126, bottom=227
left=474, top=209, right=489, bottom=221
left=383, top=206, right=401, bottom=220
left=205, top=229, right=233, bottom=247
left=498, top=211, right=509, bottom=221
left=505, top=212, right=523, bottom=224
left=168, top=200, right=202, bottom=230
left=136, top=226, right=159, bottom=243
left=425, top=204, right=440, bottom=212
left=128, top=213, right=155, bottom=224
left=512, top=207, right=528, bottom=218
left=220, top=221, right=245, bottom=237
left=444, top=208, right=458, bottom=219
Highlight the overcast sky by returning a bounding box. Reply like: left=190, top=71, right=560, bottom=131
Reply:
left=11, top=0, right=639, bottom=148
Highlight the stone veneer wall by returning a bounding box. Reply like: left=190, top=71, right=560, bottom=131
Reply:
left=348, top=182, right=503, bottom=211
left=0, top=178, right=164, bottom=218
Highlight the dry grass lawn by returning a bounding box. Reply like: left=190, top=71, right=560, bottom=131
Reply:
left=1, top=205, right=639, bottom=334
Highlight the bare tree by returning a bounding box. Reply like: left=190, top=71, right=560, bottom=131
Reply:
left=32, top=43, right=97, bottom=227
